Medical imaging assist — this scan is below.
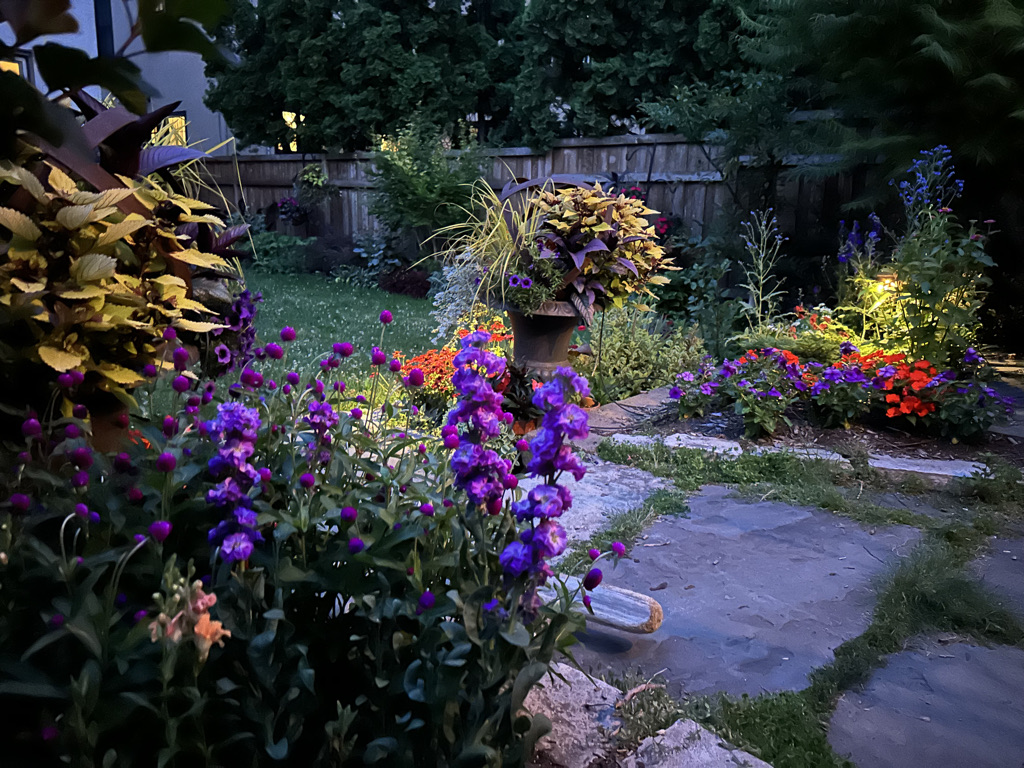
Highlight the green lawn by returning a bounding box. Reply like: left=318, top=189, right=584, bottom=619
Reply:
left=245, top=271, right=437, bottom=371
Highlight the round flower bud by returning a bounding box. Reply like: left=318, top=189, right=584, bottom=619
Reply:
left=299, top=473, right=316, bottom=489
left=75, top=503, right=89, bottom=518
left=407, top=368, right=425, bottom=387
left=148, top=520, right=172, bottom=542
left=611, top=541, right=626, bottom=557
left=162, top=327, right=177, bottom=340
left=71, top=470, right=89, bottom=488
left=588, top=548, right=600, bottom=561
left=65, top=424, right=81, bottom=439
left=419, top=502, right=435, bottom=517
left=155, top=452, right=176, bottom=472
left=339, top=506, right=358, bottom=523
left=516, top=439, right=530, bottom=452
left=371, top=347, right=386, bottom=366
left=265, top=342, right=284, bottom=359
left=280, top=326, right=297, bottom=341
left=418, top=590, right=435, bottom=612
left=582, top=568, right=603, bottom=590
left=443, top=434, right=460, bottom=450
left=143, top=364, right=158, bottom=378
left=72, top=404, right=88, bottom=419
left=350, top=408, right=363, bottom=420
left=9, top=493, right=31, bottom=512
left=348, top=537, right=365, bottom=554
left=171, top=375, right=190, bottom=394
left=379, top=310, right=393, bottom=325
left=389, top=358, right=402, bottom=373
left=21, top=418, right=42, bottom=438
left=172, top=347, right=190, bottom=371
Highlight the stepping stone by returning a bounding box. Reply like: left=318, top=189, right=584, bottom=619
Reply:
left=828, top=638, right=1024, bottom=768
left=573, top=486, right=920, bottom=698
left=620, top=719, right=771, bottom=768
left=970, top=537, right=1024, bottom=619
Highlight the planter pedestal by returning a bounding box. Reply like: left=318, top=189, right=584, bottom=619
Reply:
left=506, top=301, right=579, bottom=381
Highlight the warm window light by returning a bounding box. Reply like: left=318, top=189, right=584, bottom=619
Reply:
left=1, top=60, right=21, bottom=75
left=281, top=111, right=305, bottom=153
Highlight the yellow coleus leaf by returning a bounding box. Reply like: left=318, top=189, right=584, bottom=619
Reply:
left=168, top=249, right=229, bottom=269
left=38, top=346, right=87, bottom=372
left=175, top=296, right=216, bottom=313
left=48, top=165, right=79, bottom=195
left=95, top=363, right=143, bottom=386
left=96, top=214, right=150, bottom=247
left=5, top=165, right=47, bottom=203
left=70, top=253, right=117, bottom=282
left=10, top=277, right=47, bottom=292
left=57, top=285, right=107, bottom=299
left=69, top=187, right=136, bottom=209
left=0, top=207, right=42, bottom=241
left=174, top=318, right=227, bottom=333
left=179, top=214, right=226, bottom=227
left=56, top=204, right=96, bottom=230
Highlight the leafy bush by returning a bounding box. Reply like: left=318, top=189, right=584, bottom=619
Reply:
left=247, top=232, right=318, bottom=274
left=369, top=115, right=484, bottom=250
left=574, top=306, right=705, bottom=404
left=0, top=326, right=599, bottom=766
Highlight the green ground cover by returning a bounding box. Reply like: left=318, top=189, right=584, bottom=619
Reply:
left=246, top=270, right=436, bottom=369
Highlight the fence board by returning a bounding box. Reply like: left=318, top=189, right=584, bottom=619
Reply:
left=202, top=136, right=856, bottom=248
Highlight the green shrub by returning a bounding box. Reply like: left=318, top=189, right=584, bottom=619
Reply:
left=247, top=231, right=318, bottom=274
left=575, top=306, right=706, bottom=404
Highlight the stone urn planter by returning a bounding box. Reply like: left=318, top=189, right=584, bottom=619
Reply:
left=506, top=301, right=580, bottom=381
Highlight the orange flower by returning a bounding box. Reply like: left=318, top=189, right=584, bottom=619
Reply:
left=886, top=393, right=901, bottom=404
left=194, top=613, right=231, bottom=661
left=886, top=407, right=900, bottom=418
left=899, top=395, right=922, bottom=415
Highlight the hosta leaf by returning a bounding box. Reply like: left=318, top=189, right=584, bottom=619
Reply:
left=96, top=214, right=150, bottom=247
left=56, top=204, right=96, bottom=230
left=48, top=165, right=78, bottom=195
left=10, top=277, right=47, bottom=292
left=168, top=249, right=228, bottom=269
left=174, top=318, right=227, bottom=333
left=71, top=253, right=117, bottom=282
left=0, top=207, right=42, bottom=241
left=38, top=346, right=86, bottom=371
left=95, top=363, right=143, bottom=385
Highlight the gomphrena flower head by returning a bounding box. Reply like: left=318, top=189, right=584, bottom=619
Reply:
left=280, top=326, right=297, bottom=342
left=149, top=520, right=173, bottom=542
left=379, top=309, right=393, bottom=325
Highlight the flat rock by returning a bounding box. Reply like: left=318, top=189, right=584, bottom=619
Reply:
left=828, top=638, right=1024, bottom=768
left=575, top=486, right=920, bottom=697
left=525, top=663, right=621, bottom=768
left=664, top=434, right=743, bottom=456
left=619, top=719, right=771, bottom=768
left=970, top=537, right=1024, bottom=618
left=518, top=459, right=669, bottom=552
left=867, top=453, right=984, bottom=480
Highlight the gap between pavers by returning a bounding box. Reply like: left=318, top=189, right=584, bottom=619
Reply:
left=602, top=432, right=987, bottom=487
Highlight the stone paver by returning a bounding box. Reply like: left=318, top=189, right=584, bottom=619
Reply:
left=828, top=638, right=1024, bottom=768
left=971, top=536, right=1024, bottom=619
left=574, top=485, right=920, bottom=698
left=519, top=458, right=669, bottom=552
left=620, top=719, right=771, bottom=768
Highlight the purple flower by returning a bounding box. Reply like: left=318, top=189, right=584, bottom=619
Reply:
left=839, top=341, right=859, bottom=356
left=371, top=347, right=386, bottom=366
left=420, top=502, right=435, bottom=516
left=588, top=548, right=600, bottom=560
left=350, top=407, right=363, bottom=420
left=348, top=537, right=365, bottom=554
left=532, top=520, right=567, bottom=558
left=699, top=381, right=718, bottom=396
left=172, top=347, right=190, bottom=371
left=21, top=417, right=41, bottom=438
left=418, top=590, right=435, bottom=612
left=389, top=358, right=402, bottom=372
left=155, top=452, right=177, bottom=472
left=172, top=375, right=190, bottom=394
left=220, top=532, right=254, bottom=562
left=163, top=327, right=177, bottom=341
left=379, top=310, right=393, bottom=325
left=339, top=506, right=358, bottom=523
left=299, top=473, right=316, bottom=489
left=583, top=568, right=603, bottom=590
left=149, top=520, right=172, bottom=542
left=280, top=326, right=297, bottom=342
left=265, top=342, right=284, bottom=360
left=499, top=541, right=532, bottom=576
left=668, top=386, right=682, bottom=399
left=72, top=404, right=88, bottom=419
left=964, top=348, right=984, bottom=365
left=508, top=274, right=522, bottom=288
left=214, top=344, right=232, bottom=365
left=71, top=470, right=89, bottom=488
left=406, top=367, right=425, bottom=387
left=521, top=277, right=534, bottom=289
left=611, top=541, right=626, bottom=557
left=9, top=493, right=30, bottom=512
left=335, top=342, right=354, bottom=357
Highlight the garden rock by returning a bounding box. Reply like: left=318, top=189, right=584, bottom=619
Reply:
left=828, top=638, right=1024, bottom=768
left=619, top=719, right=771, bottom=768
left=970, top=536, right=1024, bottom=618
left=525, top=663, right=622, bottom=768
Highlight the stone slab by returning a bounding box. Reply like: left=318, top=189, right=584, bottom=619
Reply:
left=518, top=458, right=670, bottom=553
left=970, top=537, right=1024, bottom=619
left=574, top=486, right=920, bottom=698
left=620, top=719, right=771, bottom=768
left=828, top=639, right=1024, bottom=768
left=525, top=662, right=621, bottom=768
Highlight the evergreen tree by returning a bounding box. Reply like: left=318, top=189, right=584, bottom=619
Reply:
left=495, top=0, right=749, bottom=147
left=206, top=0, right=519, bottom=152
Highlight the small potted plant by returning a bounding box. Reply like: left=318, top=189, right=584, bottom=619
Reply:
left=438, top=179, right=673, bottom=378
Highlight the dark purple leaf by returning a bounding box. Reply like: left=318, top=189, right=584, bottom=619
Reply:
left=215, top=224, right=250, bottom=250
left=620, top=235, right=643, bottom=244
left=176, top=222, right=199, bottom=242
left=138, top=146, right=207, bottom=176
left=617, top=257, right=639, bottom=277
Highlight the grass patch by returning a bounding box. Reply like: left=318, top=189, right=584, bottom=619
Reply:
left=603, top=671, right=687, bottom=749
left=248, top=269, right=436, bottom=369
left=595, top=441, right=937, bottom=530
left=558, top=489, right=689, bottom=575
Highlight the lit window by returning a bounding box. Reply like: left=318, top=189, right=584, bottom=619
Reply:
left=1, top=60, right=22, bottom=76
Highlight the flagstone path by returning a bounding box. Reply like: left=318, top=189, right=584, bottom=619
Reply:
left=544, top=403, right=1024, bottom=766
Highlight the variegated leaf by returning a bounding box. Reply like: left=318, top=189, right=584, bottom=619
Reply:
left=48, top=165, right=78, bottom=195
left=168, top=249, right=229, bottom=269
left=56, top=204, right=96, bottom=230
left=70, top=253, right=117, bottom=283
left=174, top=318, right=227, bottom=333
left=96, top=214, right=150, bottom=247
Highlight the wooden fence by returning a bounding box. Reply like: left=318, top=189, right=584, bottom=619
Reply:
left=203, top=134, right=858, bottom=251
